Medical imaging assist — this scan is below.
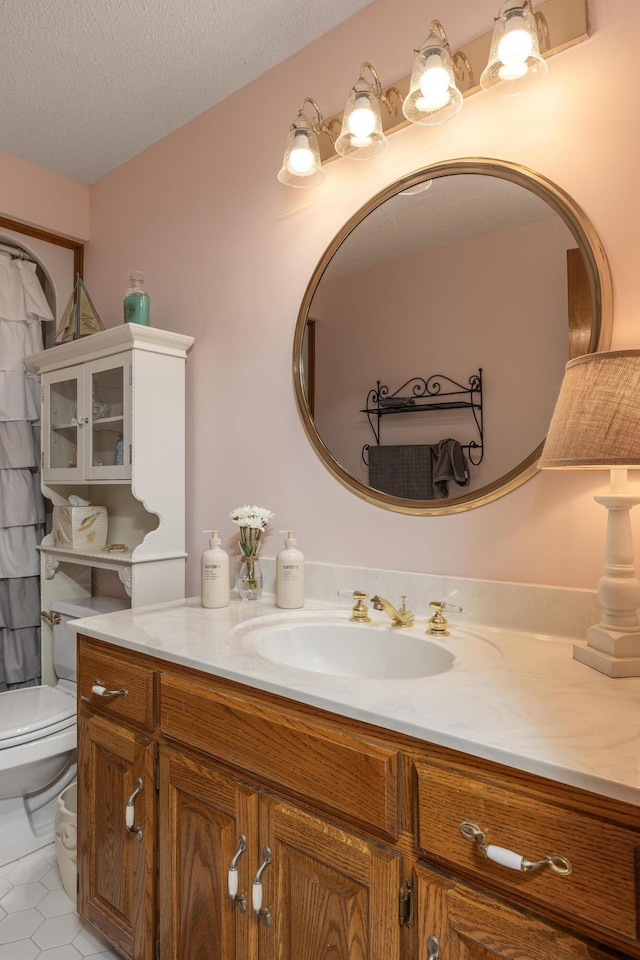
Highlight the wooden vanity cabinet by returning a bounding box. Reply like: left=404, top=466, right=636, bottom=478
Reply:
left=77, top=638, right=158, bottom=960
left=158, top=677, right=404, bottom=960
left=158, top=748, right=259, bottom=960
left=413, top=863, right=618, bottom=960
left=78, top=709, right=156, bottom=960
left=76, top=635, right=640, bottom=960
left=413, top=756, right=640, bottom=950
left=158, top=746, right=402, bottom=960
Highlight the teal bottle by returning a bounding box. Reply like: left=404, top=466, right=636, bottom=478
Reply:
left=114, top=433, right=124, bottom=465
left=123, top=269, right=150, bottom=325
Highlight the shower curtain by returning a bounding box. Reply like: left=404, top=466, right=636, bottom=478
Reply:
left=0, top=253, right=54, bottom=690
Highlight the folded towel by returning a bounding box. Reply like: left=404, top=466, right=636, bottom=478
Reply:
left=368, top=444, right=436, bottom=499
left=378, top=396, right=416, bottom=409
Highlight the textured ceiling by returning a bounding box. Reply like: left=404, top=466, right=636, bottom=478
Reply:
left=0, top=0, right=372, bottom=185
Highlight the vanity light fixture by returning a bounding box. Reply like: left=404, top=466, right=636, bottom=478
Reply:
left=335, top=63, right=399, bottom=160
left=480, top=0, right=548, bottom=95
left=402, top=21, right=466, bottom=126
left=539, top=350, right=640, bottom=678
left=277, top=98, right=332, bottom=188
left=276, top=0, right=587, bottom=187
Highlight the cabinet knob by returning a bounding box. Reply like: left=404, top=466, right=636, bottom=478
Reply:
left=459, top=821, right=572, bottom=875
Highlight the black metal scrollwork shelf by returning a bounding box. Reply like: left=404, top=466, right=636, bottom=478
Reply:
left=361, top=369, right=483, bottom=467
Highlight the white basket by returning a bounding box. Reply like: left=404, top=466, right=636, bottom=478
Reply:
left=54, top=782, right=77, bottom=902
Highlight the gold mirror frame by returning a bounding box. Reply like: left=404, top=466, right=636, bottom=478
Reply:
left=293, top=158, right=613, bottom=515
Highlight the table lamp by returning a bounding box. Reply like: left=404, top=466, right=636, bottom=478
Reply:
left=538, top=349, right=640, bottom=677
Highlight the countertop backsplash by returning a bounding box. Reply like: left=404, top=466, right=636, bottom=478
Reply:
left=258, top=558, right=602, bottom=640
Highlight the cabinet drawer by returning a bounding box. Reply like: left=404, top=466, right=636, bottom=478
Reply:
left=78, top=637, right=156, bottom=731
left=160, top=674, right=401, bottom=840
left=415, top=759, right=640, bottom=946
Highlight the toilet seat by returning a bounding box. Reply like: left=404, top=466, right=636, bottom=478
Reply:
left=0, top=686, right=75, bottom=750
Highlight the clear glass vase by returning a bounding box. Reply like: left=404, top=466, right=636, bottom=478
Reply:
left=236, top=555, right=264, bottom=600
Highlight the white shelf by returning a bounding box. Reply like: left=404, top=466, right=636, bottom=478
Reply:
left=38, top=544, right=188, bottom=566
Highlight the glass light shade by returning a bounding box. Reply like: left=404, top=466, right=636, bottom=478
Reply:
left=403, top=38, right=463, bottom=125
left=480, top=1, right=548, bottom=95
left=277, top=117, right=325, bottom=188
left=335, top=81, right=388, bottom=160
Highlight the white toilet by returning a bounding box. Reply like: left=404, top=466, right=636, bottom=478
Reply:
left=0, top=595, right=127, bottom=866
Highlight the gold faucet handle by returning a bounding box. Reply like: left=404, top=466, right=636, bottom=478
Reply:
left=427, top=601, right=462, bottom=637
left=339, top=590, right=371, bottom=622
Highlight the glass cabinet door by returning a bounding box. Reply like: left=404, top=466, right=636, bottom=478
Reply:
left=87, top=355, right=131, bottom=480
left=42, top=354, right=132, bottom=482
left=43, top=368, right=83, bottom=480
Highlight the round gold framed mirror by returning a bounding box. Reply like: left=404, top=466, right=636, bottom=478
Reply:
left=293, top=158, right=612, bottom=515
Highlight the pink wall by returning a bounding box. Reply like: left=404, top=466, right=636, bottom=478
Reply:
left=0, top=149, right=89, bottom=241
left=76, top=0, right=640, bottom=594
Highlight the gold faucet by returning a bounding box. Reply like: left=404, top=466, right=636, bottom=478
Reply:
left=371, top=595, right=415, bottom=627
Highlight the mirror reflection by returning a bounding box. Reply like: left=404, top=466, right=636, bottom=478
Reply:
left=294, top=160, right=612, bottom=514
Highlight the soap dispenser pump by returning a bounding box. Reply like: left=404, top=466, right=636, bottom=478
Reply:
left=201, top=530, right=230, bottom=609
left=276, top=531, right=305, bottom=609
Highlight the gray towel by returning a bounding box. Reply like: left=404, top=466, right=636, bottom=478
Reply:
left=368, top=440, right=470, bottom=500
left=433, top=439, right=470, bottom=498
left=368, top=444, right=436, bottom=499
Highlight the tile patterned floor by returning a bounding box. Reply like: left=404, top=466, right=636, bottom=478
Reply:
left=0, top=843, right=120, bottom=959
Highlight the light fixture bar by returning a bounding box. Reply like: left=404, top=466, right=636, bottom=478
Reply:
left=316, top=0, right=587, bottom=163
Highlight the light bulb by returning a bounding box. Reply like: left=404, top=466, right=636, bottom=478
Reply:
left=349, top=97, right=376, bottom=138
left=418, top=60, right=451, bottom=111
left=497, top=23, right=533, bottom=79
left=289, top=132, right=314, bottom=174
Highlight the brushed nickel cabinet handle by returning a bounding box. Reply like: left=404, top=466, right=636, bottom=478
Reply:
left=92, top=680, right=128, bottom=699
left=125, top=777, right=144, bottom=842
left=460, top=821, right=572, bottom=875
left=252, top=845, right=272, bottom=926
left=228, top=834, right=248, bottom=912
left=427, top=935, right=440, bottom=960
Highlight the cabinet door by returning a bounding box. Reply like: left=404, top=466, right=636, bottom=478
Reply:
left=42, top=366, right=84, bottom=481
left=78, top=709, right=156, bottom=960
left=259, top=796, right=402, bottom=960
left=158, top=748, right=260, bottom=960
left=42, top=355, right=132, bottom=481
left=414, top=862, right=614, bottom=960
left=87, top=353, right=132, bottom=480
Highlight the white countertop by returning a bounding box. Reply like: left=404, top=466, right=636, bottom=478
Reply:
left=71, top=595, right=640, bottom=808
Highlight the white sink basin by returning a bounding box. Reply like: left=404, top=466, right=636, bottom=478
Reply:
left=232, top=614, right=458, bottom=679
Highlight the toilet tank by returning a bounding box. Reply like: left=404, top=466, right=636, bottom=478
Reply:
left=49, top=596, right=129, bottom=682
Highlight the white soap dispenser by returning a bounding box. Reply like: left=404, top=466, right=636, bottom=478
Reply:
left=276, top=530, right=305, bottom=609
left=201, top=530, right=230, bottom=609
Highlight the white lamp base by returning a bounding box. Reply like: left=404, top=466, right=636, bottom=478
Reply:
left=575, top=490, right=640, bottom=678
left=573, top=639, right=640, bottom=678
